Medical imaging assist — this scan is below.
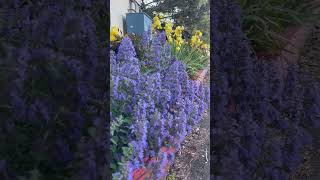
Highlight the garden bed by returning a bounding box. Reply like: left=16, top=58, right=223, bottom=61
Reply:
left=167, top=69, right=210, bottom=180
left=111, top=29, right=210, bottom=179
left=130, top=65, right=210, bottom=180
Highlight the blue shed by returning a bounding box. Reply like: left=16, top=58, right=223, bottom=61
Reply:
left=126, top=12, right=152, bottom=36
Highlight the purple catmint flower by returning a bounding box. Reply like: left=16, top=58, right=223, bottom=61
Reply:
left=110, top=50, right=117, bottom=66
left=1, top=2, right=108, bottom=179
left=111, top=29, right=210, bottom=178
left=151, top=32, right=168, bottom=70
left=34, top=99, right=50, bottom=123
left=117, top=37, right=137, bottom=63
left=152, top=32, right=162, bottom=54
left=149, top=150, right=156, bottom=157
left=10, top=92, right=26, bottom=120
left=65, top=59, right=83, bottom=79
left=16, top=45, right=30, bottom=80
left=177, top=111, right=187, bottom=143
left=77, top=81, right=90, bottom=104
left=155, top=152, right=168, bottom=180
left=141, top=29, right=151, bottom=49
left=157, top=31, right=167, bottom=44
left=166, top=113, right=173, bottom=129
left=130, top=141, right=143, bottom=164
left=159, top=116, right=166, bottom=142
left=167, top=152, right=175, bottom=165
left=126, top=161, right=134, bottom=180
left=54, top=138, right=72, bottom=163
left=27, top=103, right=37, bottom=122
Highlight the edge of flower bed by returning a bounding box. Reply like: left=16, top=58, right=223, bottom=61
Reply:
left=131, top=25, right=309, bottom=179
left=257, top=24, right=311, bottom=63
left=281, top=25, right=311, bottom=62
left=256, top=24, right=311, bottom=81
left=194, top=67, right=209, bottom=85
left=132, top=147, right=175, bottom=180
left=131, top=67, right=210, bottom=180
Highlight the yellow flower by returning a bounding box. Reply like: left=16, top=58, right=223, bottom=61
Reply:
left=110, top=35, right=117, bottom=42
left=164, top=22, right=173, bottom=43
left=195, top=30, right=202, bottom=37
left=173, top=26, right=185, bottom=51
left=200, top=43, right=208, bottom=49
left=190, top=36, right=197, bottom=47
left=190, top=30, right=204, bottom=48
left=152, top=15, right=162, bottom=32
left=110, top=26, right=120, bottom=42
left=174, top=26, right=184, bottom=37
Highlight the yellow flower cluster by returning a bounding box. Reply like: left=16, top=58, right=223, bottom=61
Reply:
left=200, top=43, right=208, bottom=49
left=152, top=15, right=162, bottom=32
left=164, top=22, right=173, bottom=43
left=174, top=26, right=184, bottom=51
left=110, top=26, right=120, bottom=42
left=190, top=30, right=208, bottom=50
left=150, top=14, right=208, bottom=52
left=190, top=30, right=203, bottom=47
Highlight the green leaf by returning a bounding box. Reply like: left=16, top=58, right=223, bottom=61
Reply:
left=110, top=163, right=117, bottom=171
left=111, top=138, right=117, bottom=145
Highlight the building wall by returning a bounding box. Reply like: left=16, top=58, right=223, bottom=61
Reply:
left=110, top=0, right=142, bottom=34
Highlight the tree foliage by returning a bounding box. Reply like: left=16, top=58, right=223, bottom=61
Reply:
left=141, top=0, right=210, bottom=42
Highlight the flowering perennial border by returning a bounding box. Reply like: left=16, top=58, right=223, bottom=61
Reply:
left=111, top=31, right=209, bottom=179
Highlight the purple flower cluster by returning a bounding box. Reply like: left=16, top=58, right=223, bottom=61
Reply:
left=211, top=0, right=320, bottom=179
left=0, top=1, right=108, bottom=179
left=111, top=33, right=209, bottom=178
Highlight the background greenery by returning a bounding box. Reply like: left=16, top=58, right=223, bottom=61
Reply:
left=141, top=0, right=210, bottom=43
left=239, top=0, right=319, bottom=53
